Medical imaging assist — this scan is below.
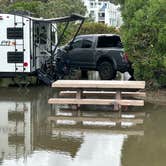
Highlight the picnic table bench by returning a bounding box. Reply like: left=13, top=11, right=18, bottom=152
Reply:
left=48, top=80, right=146, bottom=110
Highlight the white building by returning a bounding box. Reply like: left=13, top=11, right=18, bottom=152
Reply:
left=83, top=0, right=123, bottom=28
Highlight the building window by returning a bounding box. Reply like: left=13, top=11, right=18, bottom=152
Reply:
left=99, top=13, right=105, bottom=17
left=104, top=3, right=107, bottom=7
left=90, top=1, right=96, bottom=8
left=90, top=10, right=95, bottom=17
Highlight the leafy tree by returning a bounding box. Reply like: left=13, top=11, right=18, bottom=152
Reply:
left=0, top=0, right=86, bottom=18
left=0, top=0, right=10, bottom=12
left=80, top=22, right=119, bottom=35
left=43, top=0, right=86, bottom=18
left=4, top=1, right=44, bottom=17
left=119, top=0, right=166, bottom=87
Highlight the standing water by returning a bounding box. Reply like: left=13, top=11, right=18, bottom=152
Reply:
left=0, top=87, right=166, bottom=166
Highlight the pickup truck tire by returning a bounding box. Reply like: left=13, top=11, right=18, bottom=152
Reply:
left=98, top=61, right=116, bottom=80
left=81, top=70, right=88, bottom=79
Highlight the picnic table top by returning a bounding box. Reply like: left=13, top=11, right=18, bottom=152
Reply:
left=52, top=80, right=145, bottom=89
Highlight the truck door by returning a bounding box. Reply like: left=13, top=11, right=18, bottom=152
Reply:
left=68, top=36, right=95, bottom=68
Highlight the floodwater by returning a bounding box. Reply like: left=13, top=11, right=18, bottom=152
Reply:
left=0, top=87, right=166, bottom=166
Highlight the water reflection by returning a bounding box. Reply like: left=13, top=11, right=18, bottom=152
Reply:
left=0, top=87, right=166, bottom=166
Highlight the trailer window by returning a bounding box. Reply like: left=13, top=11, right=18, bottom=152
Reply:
left=40, top=26, right=47, bottom=44
left=35, top=26, right=40, bottom=43
left=7, top=28, right=23, bottom=39
left=97, top=36, right=123, bottom=48
left=7, top=52, right=24, bottom=63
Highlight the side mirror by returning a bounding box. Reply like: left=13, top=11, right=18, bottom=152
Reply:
left=69, top=44, right=73, bottom=50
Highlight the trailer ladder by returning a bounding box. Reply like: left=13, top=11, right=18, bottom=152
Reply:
left=13, top=14, right=25, bottom=73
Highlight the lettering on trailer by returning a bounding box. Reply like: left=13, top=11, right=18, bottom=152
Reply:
left=0, top=40, right=16, bottom=46
left=0, top=127, right=13, bottom=134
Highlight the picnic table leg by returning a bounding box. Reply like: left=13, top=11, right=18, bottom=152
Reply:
left=76, top=89, right=82, bottom=109
left=114, top=91, right=121, bottom=111
left=116, top=110, right=122, bottom=127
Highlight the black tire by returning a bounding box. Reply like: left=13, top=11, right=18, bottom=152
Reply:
left=81, top=70, right=88, bottom=79
left=98, top=61, right=116, bottom=80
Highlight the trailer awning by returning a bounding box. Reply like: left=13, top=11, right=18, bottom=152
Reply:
left=29, top=13, right=85, bottom=23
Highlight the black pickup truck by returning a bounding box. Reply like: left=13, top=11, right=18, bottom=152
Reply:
left=55, top=34, right=134, bottom=80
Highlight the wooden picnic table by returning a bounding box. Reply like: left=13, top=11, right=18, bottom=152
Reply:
left=48, top=80, right=146, bottom=110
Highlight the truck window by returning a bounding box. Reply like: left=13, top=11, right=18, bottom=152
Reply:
left=82, top=39, right=93, bottom=48
left=71, top=39, right=82, bottom=49
left=97, top=36, right=123, bottom=48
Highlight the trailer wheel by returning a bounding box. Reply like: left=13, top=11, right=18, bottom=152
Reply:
left=98, top=61, right=116, bottom=80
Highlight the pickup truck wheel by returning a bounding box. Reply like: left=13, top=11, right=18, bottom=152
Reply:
left=98, top=61, right=116, bottom=80
left=81, top=70, right=88, bottom=79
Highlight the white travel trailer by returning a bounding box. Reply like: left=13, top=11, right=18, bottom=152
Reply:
left=0, top=13, right=84, bottom=85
